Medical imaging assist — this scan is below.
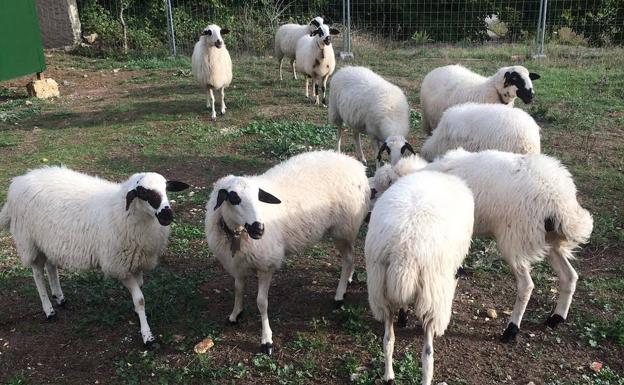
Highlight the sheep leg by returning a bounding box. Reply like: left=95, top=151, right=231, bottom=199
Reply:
left=220, top=88, right=226, bottom=115
left=45, top=262, right=66, bottom=307
left=121, top=275, right=155, bottom=347
left=278, top=57, right=283, bottom=81
left=501, top=263, right=534, bottom=342
left=304, top=77, right=310, bottom=99
left=383, top=312, right=396, bottom=383
left=228, top=275, right=245, bottom=325
left=336, top=127, right=345, bottom=152
left=321, top=74, right=329, bottom=105
left=353, top=130, right=367, bottom=165
left=373, top=139, right=382, bottom=169
left=208, top=88, right=216, bottom=121
left=291, top=58, right=297, bottom=80
left=32, top=259, right=56, bottom=320
left=334, top=239, right=355, bottom=307
left=314, top=83, right=320, bottom=105
left=257, top=270, right=274, bottom=355
left=546, top=246, right=578, bottom=328
left=421, top=322, right=435, bottom=385
left=133, top=271, right=144, bottom=288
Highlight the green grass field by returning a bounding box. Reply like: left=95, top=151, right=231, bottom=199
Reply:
left=0, top=43, right=623, bottom=385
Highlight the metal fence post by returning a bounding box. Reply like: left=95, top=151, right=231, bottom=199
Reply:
left=534, top=0, right=547, bottom=58
left=166, top=0, right=177, bottom=57
left=340, top=0, right=353, bottom=60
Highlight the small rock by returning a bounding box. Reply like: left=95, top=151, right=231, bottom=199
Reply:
left=194, top=337, right=214, bottom=354
left=437, top=382, right=448, bottom=385
left=487, top=308, right=498, bottom=319
left=113, top=68, right=120, bottom=73
left=26, top=79, right=60, bottom=99
left=527, top=382, right=535, bottom=385
left=189, top=191, right=195, bottom=197
left=41, top=158, right=49, bottom=163
left=172, top=334, right=184, bottom=343
left=62, top=80, right=70, bottom=86
left=84, top=33, right=98, bottom=44
left=83, top=74, right=88, bottom=78
left=590, top=361, right=603, bottom=372
left=25, top=100, right=33, bottom=106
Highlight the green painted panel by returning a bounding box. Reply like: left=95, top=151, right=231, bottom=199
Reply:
left=0, top=0, right=46, bottom=81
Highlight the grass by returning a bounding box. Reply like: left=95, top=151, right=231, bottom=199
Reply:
left=0, top=42, right=623, bottom=384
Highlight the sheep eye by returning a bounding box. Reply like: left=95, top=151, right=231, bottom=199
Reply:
left=207, top=30, right=212, bottom=36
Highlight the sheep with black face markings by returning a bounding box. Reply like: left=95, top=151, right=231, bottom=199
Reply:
left=369, top=149, right=593, bottom=342
left=205, top=151, right=369, bottom=355
left=192, top=24, right=232, bottom=120
left=274, top=16, right=323, bottom=80
left=295, top=24, right=339, bottom=105
left=366, top=170, right=474, bottom=385
left=420, top=64, right=541, bottom=135
left=329, top=66, right=415, bottom=166
left=0, top=166, right=189, bottom=347
left=421, top=103, right=541, bottom=161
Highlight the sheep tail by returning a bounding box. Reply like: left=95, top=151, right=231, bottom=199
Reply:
left=0, top=202, right=9, bottom=230
left=547, top=204, right=593, bottom=255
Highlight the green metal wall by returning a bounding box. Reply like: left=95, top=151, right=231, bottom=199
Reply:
left=0, top=0, right=46, bottom=81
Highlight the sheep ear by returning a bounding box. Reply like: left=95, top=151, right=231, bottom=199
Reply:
left=166, top=180, right=190, bottom=192
left=221, top=28, right=230, bottom=35
left=258, top=188, right=281, bottom=204
left=200, top=30, right=210, bottom=36
left=529, top=72, right=541, bottom=80
left=329, top=28, right=340, bottom=35
left=126, top=189, right=138, bottom=211
left=376, top=143, right=390, bottom=162
left=214, top=189, right=229, bottom=210
left=310, top=19, right=320, bottom=27
left=400, top=142, right=415, bottom=155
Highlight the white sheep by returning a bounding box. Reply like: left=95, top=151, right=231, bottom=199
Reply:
left=205, top=151, right=369, bottom=355
left=274, top=16, right=323, bottom=80
left=191, top=24, right=232, bottom=120
left=420, top=64, right=541, bottom=134
left=295, top=23, right=339, bottom=105
left=421, top=103, right=541, bottom=161
left=0, top=166, right=189, bottom=347
left=329, top=66, right=414, bottom=166
left=370, top=149, right=593, bottom=341
left=366, top=170, right=474, bottom=385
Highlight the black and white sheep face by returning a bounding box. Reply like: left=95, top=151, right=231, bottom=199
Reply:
left=125, top=173, right=189, bottom=226
left=213, top=178, right=281, bottom=240
left=310, top=24, right=340, bottom=46
left=200, top=24, right=229, bottom=49
left=498, top=66, right=541, bottom=104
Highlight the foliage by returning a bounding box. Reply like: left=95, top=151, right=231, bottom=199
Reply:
left=239, top=119, right=335, bottom=159
left=555, top=27, right=590, bottom=46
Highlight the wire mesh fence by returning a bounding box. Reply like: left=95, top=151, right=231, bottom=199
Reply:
left=74, top=0, right=624, bottom=57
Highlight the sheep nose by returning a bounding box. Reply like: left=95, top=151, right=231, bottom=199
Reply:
left=156, top=207, right=173, bottom=226
left=245, top=222, right=264, bottom=239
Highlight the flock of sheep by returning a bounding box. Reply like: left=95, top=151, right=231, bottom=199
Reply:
left=0, top=16, right=594, bottom=385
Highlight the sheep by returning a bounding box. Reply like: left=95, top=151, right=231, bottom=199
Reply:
left=420, top=64, right=541, bottom=135
left=205, top=150, right=369, bottom=355
left=295, top=23, right=339, bottom=105
left=420, top=103, right=541, bottom=161
left=329, top=66, right=414, bottom=166
left=366, top=170, right=474, bottom=385
left=191, top=24, right=232, bottom=120
left=369, top=149, right=593, bottom=342
left=274, top=16, right=323, bottom=80
left=0, top=166, right=189, bottom=347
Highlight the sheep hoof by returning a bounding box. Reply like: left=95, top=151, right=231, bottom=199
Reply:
left=52, top=295, right=67, bottom=308
left=546, top=314, right=565, bottom=328
left=500, top=322, right=519, bottom=342
left=386, top=380, right=395, bottom=385
left=260, top=342, right=273, bottom=355
left=210, top=117, right=216, bottom=122
left=144, top=339, right=158, bottom=350
left=397, top=309, right=408, bottom=328
left=334, top=299, right=345, bottom=309
left=227, top=312, right=242, bottom=326
left=46, top=311, right=57, bottom=322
